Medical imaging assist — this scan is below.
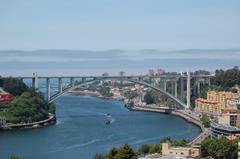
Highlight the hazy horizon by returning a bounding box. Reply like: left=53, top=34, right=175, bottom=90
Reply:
left=0, top=49, right=239, bottom=76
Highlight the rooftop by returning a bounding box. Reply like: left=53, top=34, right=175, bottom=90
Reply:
left=211, top=122, right=240, bottom=132
left=195, top=98, right=218, bottom=104
left=221, top=109, right=240, bottom=114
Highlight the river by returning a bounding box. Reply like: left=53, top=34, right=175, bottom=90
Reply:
left=0, top=95, right=201, bottom=159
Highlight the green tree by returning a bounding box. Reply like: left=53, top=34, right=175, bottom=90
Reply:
left=107, top=147, right=119, bottom=159
left=144, top=91, right=155, bottom=104
left=93, top=153, right=106, bottom=159
left=138, top=144, right=150, bottom=155
left=172, top=139, right=188, bottom=146
left=99, top=87, right=113, bottom=97
left=124, top=91, right=138, bottom=99
left=201, top=137, right=237, bottom=159
left=114, top=144, right=137, bottom=159
left=201, top=114, right=210, bottom=127
left=9, top=155, right=20, bottom=159
left=149, top=144, right=161, bottom=154
left=93, top=143, right=137, bottom=159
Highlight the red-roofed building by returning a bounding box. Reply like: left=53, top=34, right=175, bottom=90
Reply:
left=0, top=87, right=13, bottom=103
left=195, top=91, right=238, bottom=114
left=218, top=109, right=240, bottom=127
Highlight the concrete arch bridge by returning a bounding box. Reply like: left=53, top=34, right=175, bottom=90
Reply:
left=16, top=73, right=212, bottom=109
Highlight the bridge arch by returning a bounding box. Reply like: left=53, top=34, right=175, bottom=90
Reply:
left=48, top=77, right=187, bottom=108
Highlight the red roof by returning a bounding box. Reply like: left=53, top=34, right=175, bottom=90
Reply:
left=221, top=109, right=240, bottom=114
left=0, top=93, right=13, bottom=102
left=195, top=98, right=218, bottom=104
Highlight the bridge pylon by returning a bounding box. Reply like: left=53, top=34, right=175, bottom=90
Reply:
left=187, top=71, right=191, bottom=108
left=32, top=72, right=39, bottom=93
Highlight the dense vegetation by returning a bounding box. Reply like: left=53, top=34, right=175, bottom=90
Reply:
left=124, top=91, right=138, bottom=99
left=93, top=138, right=188, bottom=159
left=198, top=67, right=240, bottom=99
left=93, top=144, right=137, bottom=159
left=144, top=90, right=161, bottom=104
left=0, top=77, right=55, bottom=124
left=99, top=86, right=113, bottom=97
left=201, top=137, right=238, bottom=159
left=0, top=92, right=55, bottom=123
left=0, top=77, right=28, bottom=96
left=213, top=66, right=240, bottom=89
left=137, top=138, right=187, bottom=156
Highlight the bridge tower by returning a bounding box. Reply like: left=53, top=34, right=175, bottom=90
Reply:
left=171, top=80, right=178, bottom=97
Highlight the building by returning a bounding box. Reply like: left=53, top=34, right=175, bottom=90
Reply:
left=195, top=91, right=238, bottom=114
left=119, top=71, right=125, bottom=76
left=161, top=143, right=200, bottom=159
left=210, top=122, right=240, bottom=137
left=195, top=98, right=220, bottom=113
left=0, top=87, right=12, bottom=102
left=102, top=72, right=109, bottom=77
left=207, top=91, right=236, bottom=110
left=156, top=69, right=165, bottom=76
left=218, top=109, right=240, bottom=127
left=148, top=69, right=155, bottom=77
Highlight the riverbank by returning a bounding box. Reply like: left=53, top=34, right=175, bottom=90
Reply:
left=128, top=105, right=208, bottom=145
left=68, top=90, right=125, bottom=101
left=0, top=114, right=56, bottom=130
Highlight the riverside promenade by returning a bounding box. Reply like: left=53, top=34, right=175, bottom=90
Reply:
left=131, top=105, right=209, bottom=146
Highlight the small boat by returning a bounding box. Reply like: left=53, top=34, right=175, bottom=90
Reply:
left=105, top=114, right=112, bottom=125
left=105, top=119, right=111, bottom=125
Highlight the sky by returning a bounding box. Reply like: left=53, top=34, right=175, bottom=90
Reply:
left=0, top=0, right=240, bottom=76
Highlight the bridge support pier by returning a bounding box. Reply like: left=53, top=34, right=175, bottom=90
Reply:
left=163, top=80, right=167, bottom=91
left=58, top=78, right=62, bottom=93
left=197, top=81, right=201, bottom=96
left=70, top=77, right=74, bottom=87
left=46, top=78, right=51, bottom=102
left=171, top=80, right=176, bottom=96
left=174, top=80, right=178, bottom=98
left=180, top=77, right=184, bottom=101
left=82, top=77, right=86, bottom=83
left=206, top=77, right=211, bottom=85
left=32, top=72, right=39, bottom=92
left=187, top=72, right=191, bottom=108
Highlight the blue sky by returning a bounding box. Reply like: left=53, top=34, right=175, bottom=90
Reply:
left=0, top=0, right=239, bottom=76
left=0, top=0, right=240, bottom=50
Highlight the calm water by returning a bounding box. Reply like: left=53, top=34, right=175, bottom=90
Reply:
left=0, top=95, right=200, bottom=159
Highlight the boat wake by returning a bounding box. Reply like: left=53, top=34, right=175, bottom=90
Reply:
left=45, top=134, right=115, bottom=154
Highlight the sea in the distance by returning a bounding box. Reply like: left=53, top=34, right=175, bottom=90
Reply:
left=0, top=95, right=201, bottom=159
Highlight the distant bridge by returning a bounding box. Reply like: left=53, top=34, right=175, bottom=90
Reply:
left=5, top=73, right=213, bottom=109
